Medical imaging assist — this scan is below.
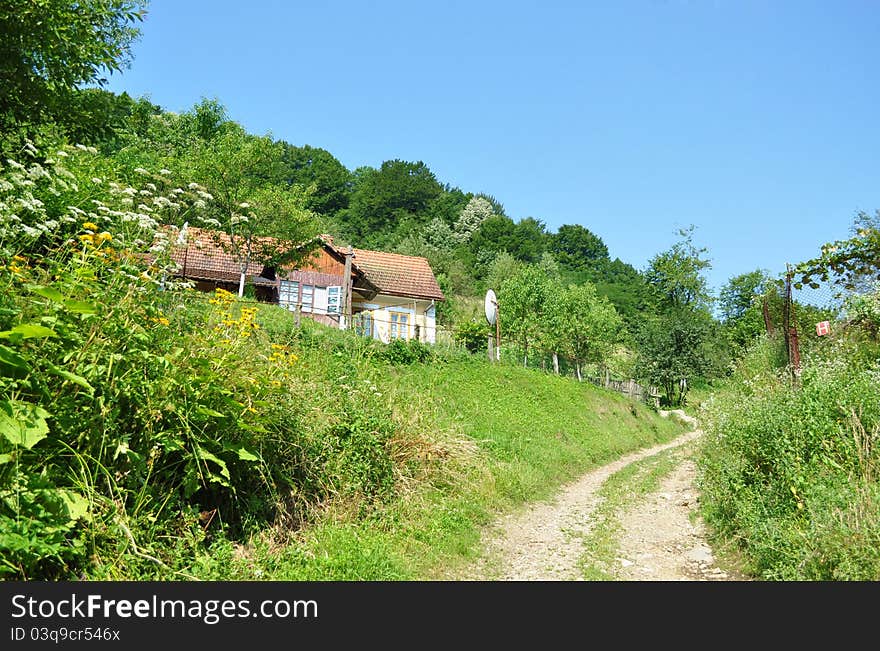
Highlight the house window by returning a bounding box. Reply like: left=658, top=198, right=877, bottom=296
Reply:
left=279, top=280, right=299, bottom=309
left=313, top=286, right=328, bottom=314
left=327, top=285, right=342, bottom=314
left=355, top=312, right=372, bottom=338
left=390, top=312, right=409, bottom=340
left=301, top=284, right=314, bottom=312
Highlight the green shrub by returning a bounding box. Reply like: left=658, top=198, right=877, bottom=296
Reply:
left=697, top=332, right=880, bottom=580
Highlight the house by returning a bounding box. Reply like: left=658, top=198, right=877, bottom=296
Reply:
left=167, top=226, right=445, bottom=344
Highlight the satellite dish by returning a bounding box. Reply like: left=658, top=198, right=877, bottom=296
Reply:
left=484, top=289, right=498, bottom=325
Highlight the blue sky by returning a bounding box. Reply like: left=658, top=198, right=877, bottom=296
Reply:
left=104, top=0, right=880, bottom=296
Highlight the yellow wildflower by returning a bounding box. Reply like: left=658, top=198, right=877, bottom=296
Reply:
left=82, top=222, right=99, bottom=231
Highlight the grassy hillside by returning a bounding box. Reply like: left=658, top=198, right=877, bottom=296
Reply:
left=186, top=315, right=687, bottom=581
left=0, top=142, right=686, bottom=580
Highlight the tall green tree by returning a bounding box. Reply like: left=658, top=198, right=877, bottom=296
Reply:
left=0, top=0, right=148, bottom=148
left=543, top=281, right=622, bottom=380
left=499, top=265, right=551, bottom=366
left=718, top=269, right=772, bottom=323
left=341, top=159, right=443, bottom=245
left=280, top=144, right=353, bottom=217
left=637, top=226, right=715, bottom=405
left=184, top=127, right=321, bottom=296
left=551, top=224, right=609, bottom=271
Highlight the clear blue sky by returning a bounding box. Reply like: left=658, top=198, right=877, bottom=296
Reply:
left=104, top=0, right=880, bottom=296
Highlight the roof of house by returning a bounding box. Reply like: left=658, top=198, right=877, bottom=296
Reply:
left=347, top=247, right=445, bottom=302
left=167, top=227, right=264, bottom=283
left=167, top=227, right=444, bottom=302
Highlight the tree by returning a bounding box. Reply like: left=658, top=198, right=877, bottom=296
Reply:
left=498, top=266, right=551, bottom=366
left=0, top=0, right=148, bottom=145
left=635, top=309, right=712, bottom=406
left=543, top=281, right=623, bottom=380
left=185, top=127, right=321, bottom=296
left=468, top=214, right=550, bottom=275
left=280, top=144, right=353, bottom=217
left=341, top=159, right=442, bottom=244
left=795, top=209, right=880, bottom=293
left=551, top=224, right=609, bottom=271
left=637, top=227, right=715, bottom=405
left=484, top=251, right=522, bottom=294
left=718, top=269, right=772, bottom=323
left=644, top=226, right=712, bottom=311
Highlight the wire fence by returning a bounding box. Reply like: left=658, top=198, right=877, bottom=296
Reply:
left=767, top=264, right=853, bottom=378
left=437, top=325, right=660, bottom=406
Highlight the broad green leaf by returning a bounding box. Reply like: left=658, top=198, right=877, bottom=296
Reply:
left=0, top=453, right=12, bottom=464
left=0, top=323, right=57, bottom=339
left=0, top=400, right=50, bottom=449
left=230, top=446, right=259, bottom=462
left=32, top=286, right=66, bottom=302
left=196, top=446, right=231, bottom=482
left=46, top=363, right=94, bottom=393
left=58, top=489, right=90, bottom=522
left=64, top=300, right=98, bottom=314
left=0, top=345, right=29, bottom=374
left=195, top=404, right=226, bottom=418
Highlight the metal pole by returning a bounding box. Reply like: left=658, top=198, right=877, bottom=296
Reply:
left=494, top=300, right=501, bottom=361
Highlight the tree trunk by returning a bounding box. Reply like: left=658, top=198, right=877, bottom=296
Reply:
left=552, top=352, right=559, bottom=374
left=238, top=270, right=246, bottom=298
left=576, top=362, right=582, bottom=382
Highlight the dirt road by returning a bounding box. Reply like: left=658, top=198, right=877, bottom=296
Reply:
left=459, top=411, right=742, bottom=581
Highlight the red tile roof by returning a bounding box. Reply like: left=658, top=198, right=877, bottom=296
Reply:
left=347, top=247, right=445, bottom=301
left=167, top=227, right=444, bottom=301
left=168, top=227, right=264, bottom=282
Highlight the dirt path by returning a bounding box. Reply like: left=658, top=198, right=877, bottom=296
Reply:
left=460, top=411, right=740, bottom=581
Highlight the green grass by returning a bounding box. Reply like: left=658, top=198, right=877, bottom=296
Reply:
left=208, top=353, right=688, bottom=581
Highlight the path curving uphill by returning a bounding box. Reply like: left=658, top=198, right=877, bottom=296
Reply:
left=460, top=410, right=739, bottom=581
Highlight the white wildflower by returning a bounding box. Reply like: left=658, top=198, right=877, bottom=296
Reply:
left=134, top=167, right=150, bottom=175
left=56, top=150, right=69, bottom=158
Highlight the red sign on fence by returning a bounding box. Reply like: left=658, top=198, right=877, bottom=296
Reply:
left=816, top=321, right=830, bottom=336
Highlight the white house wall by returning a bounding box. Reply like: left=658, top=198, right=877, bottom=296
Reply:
left=352, top=296, right=438, bottom=344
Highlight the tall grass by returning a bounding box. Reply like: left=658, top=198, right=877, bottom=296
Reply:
left=697, top=332, right=880, bottom=580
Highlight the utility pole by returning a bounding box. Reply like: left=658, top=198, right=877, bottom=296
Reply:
left=342, top=246, right=353, bottom=330
left=494, top=298, right=501, bottom=361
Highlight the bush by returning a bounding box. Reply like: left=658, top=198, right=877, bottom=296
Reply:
left=697, top=332, right=880, bottom=579
left=454, top=319, right=490, bottom=354
left=0, top=143, right=404, bottom=578
left=380, top=338, right=434, bottom=365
